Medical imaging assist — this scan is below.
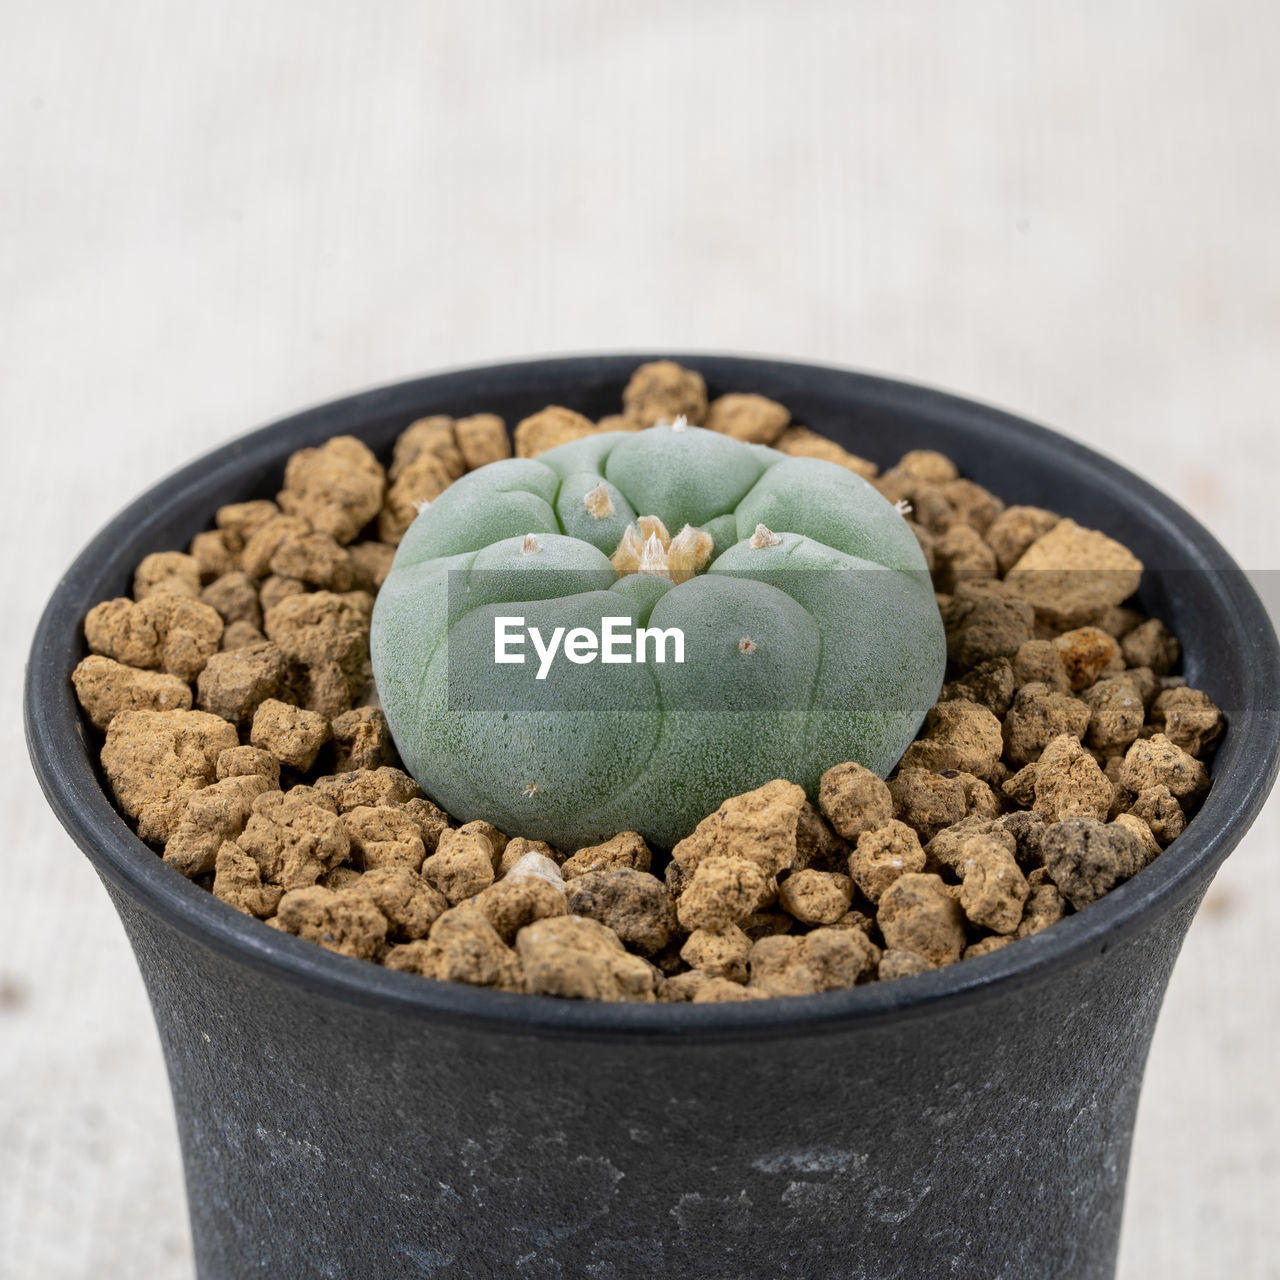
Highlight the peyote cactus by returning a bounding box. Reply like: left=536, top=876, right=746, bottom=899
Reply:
left=371, top=422, right=945, bottom=849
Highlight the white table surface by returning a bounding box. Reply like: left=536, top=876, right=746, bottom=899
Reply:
left=2, top=3, right=1277, bottom=1276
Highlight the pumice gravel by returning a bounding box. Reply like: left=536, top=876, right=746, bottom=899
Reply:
left=72, top=359, right=1224, bottom=1002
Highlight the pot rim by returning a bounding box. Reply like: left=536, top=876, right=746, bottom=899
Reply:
left=24, top=351, right=1280, bottom=1043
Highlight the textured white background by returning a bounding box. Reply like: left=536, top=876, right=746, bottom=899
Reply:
left=2, top=2, right=1278, bottom=1277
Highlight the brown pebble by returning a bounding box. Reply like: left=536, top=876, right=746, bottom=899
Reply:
left=878, top=949, right=934, bottom=981
left=133, top=551, right=203, bottom=601
left=1002, top=683, right=1091, bottom=767
left=923, top=816, right=1015, bottom=874
left=890, top=450, right=958, bottom=485
left=1041, top=817, right=1144, bottom=909
left=1119, top=733, right=1208, bottom=801
left=676, top=855, right=771, bottom=932
left=263, top=589, right=371, bottom=686
left=457, top=818, right=509, bottom=864
left=911, top=523, right=938, bottom=571
left=1112, top=813, right=1162, bottom=863
left=196, top=642, right=286, bottom=724
left=421, top=827, right=496, bottom=904
left=680, top=925, right=752, bottom=982
left=281, top=783, right=338, bottom=812
left=985, top=506, right=1060, bottom=574
left=1029, top=734, right=1114, bottom=823
left=899, top=700, right=1003, bottom=782
left=516, top=915, right=655, bottom=1002
left=1011, top=639, right=1073, bottom=693
left=236, top=790, right=351, bottom=891
left=876, top=873, right=967, bottom=967
left=341, top=805, right=426, bottom=872
left=187, top=530, right=239, bottom=582
left=1093, top=605, right=1146, bottom=639
left=1081, top=676, right=1146, bottom=755
left=454, top=414, right=511, bottom=469
left=561, top=831, right=651, bottom=878
left=848, top=820, right=926, bottom=903
left=693, top=977, right=768, bottom=1003
left=514, top=406, right=599, bottom=458
left=314, top=766, right=423, bottom=812
left=963, top=936, right=1015, bottom=961
left=887, top=769, right=968, bottom=843
left=85, top=594, right=224, bottom=682
left=1053, top=627, right=1123, bottom=691
left=71, top=655, right=193, bottom=730
left=240, top=515, right=314, bottom=578
left=268, top=530, right=356, bottom=591
left=212, top=840, right=284, bottom=918
left=895, top=485, right=960, bottom=533
left=216, top=745, right=281, bottom=785
left=471, top=876, right=567, bottom=944
left=1002, top=762, right=1038, bottom=809
left=329, top=706, right=396, bottom=772
left=748, top=927, right=878, bottom=996
left=940, top=658, right=1017, bottom=719
left=347, top=541, right=397, bottom=593
left=1149, top=687, right=1223, bottom=758
left=739, top=911, right=796, bottom=942
left=278, top=436, right=385, bottom=545
left=387, top=904, right=523, bottom=991
left=273, top=885, right=387, bottom=961
left=200, top=571, right=262, bottom=628
left=250, top=697, right=331, bottom=771
left=215, top=500, right=279, bottom=546
left=671, top=779, right=806, bottom=878
left=1128, top=785, right=1186, bottom=846
left=397, top=796, right=449, bottom=853
left=777, top=869, right=855, bottom=925
left=389, top=416, right=465, bottom=483
left=1005, top=519, right=1143, bottom=627
left=564, top=868, right=677, bottom=956
left=956, top=835, right=1029, bottom=935
left=933, top=524, right=997, bottom=594
left=775, top=426, right=878, bottom=478
left=1017, top=874, right=1067, bottom=937
left=818, top=762, right=894, bottom=842
left=162, top=774, right=276, bottom=878
left=999, top=810, right=1047, bottom=868
left=1122, top=619, right=1180, bottom=676
left=101, top=709, right=238, bottom=843
left=657, top=971, right=713, bottom=1003
left=622, top=361, right=708, bottom=427
left=319, top=865, right=370, bottom=892
left=380, top=452, right=456, bottom=545
left=258, top=573, right=306, bottom=613
left=947, top=595, right=1036, bottom=667
left=938, top=478, right=1004, bottom=535
left=703, top=392, right=789, bottom=444
left=341, top=867, right=446, bottom=941
left=220, top=620, right=266, bottom=651
left=792, top=801, right=853, bottom=873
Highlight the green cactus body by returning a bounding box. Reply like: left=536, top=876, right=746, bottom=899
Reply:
left=371, top=424, right=945, bottom=849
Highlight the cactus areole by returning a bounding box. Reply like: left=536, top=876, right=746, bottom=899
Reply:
left=371, top=424, right=946, bottom=849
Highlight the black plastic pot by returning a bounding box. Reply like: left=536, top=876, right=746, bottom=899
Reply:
left=25, top=355, right=1280, bottom=1280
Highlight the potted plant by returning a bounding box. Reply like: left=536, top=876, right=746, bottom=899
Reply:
left=25, top=354, right=1280, bottom=1280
